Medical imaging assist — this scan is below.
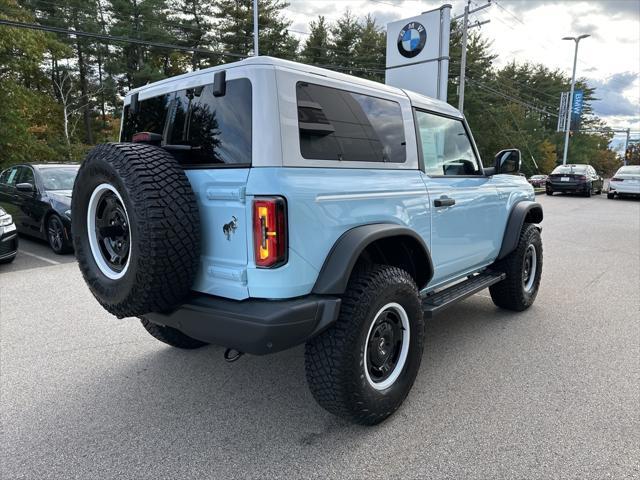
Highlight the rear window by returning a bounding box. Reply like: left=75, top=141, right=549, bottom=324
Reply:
left=551, top=165, right=587, bottom=174
left=121, top=78, right=252, bottom=167
left=618, top=166, right=640, bottom=175
left=296, top=82, right=406, bottom=163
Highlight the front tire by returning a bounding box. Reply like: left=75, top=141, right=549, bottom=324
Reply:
left=490, top=223, right=543, bottom=311
left=305, top=265, right=424, bottom=425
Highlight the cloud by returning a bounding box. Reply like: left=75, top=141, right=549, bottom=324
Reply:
left=590, top=72, right=640, bottom=117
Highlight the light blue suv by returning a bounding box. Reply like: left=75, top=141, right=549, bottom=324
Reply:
left=72, top=57, right=543, bottom=425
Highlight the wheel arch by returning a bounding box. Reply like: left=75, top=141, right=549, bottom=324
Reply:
left=312, top=224, right=434, bottom=295
left=497, top=201, right=543, bottom=260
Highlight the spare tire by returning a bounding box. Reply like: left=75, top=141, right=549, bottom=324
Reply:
left=71, top=143, right=200, bottom=318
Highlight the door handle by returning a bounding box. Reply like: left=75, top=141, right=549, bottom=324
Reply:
left=434, top=197, right=455, bottom=207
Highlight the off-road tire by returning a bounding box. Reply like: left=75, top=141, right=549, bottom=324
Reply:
left=305, top=264, right=424, bottom=426
left=140, top=318, right=208, bottom=349
left=72, top=143, right=200, bottom=318
left=489, top=223, right=542, bottom=311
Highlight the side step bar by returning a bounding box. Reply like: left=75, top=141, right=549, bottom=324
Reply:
left=422, top=270, right=506, bottom=318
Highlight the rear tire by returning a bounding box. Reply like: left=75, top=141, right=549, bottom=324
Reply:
left=545, top=190, right=553, bottom=196
left=140, top=318, right=208, bottom=349
left=47, top=214, right=73, bottom=254
left=490, top=223, right=542, bottom=312
left=72, top=143, right=200, bottom=318
left=305, top=264, right=424, bottom=425
left=607, top=192, right=615, bottom=199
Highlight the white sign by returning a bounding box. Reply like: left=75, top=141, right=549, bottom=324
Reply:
left=385, top=5, right=451, bottom=101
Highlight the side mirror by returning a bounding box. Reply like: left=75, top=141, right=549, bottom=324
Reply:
left=16, top=182, right=35, bottom=193
left=494, top=149, right=521, bottom=175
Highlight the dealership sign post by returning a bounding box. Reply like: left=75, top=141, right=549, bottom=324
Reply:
left=385, top=5, right=452, bottom=102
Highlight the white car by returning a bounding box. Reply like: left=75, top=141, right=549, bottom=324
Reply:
left=608, top=165, right=640, bottom=199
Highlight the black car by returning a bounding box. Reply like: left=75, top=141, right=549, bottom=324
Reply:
left=0, top=206, right=18, bottom=263
left=0, top=163, right=79, bottom=253
left=546, top=164, right=603, bottom=197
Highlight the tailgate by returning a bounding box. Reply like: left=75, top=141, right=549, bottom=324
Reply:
left=186, top=168, right=250, bottom=300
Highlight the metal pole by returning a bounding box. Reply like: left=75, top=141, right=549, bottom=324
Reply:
left=253, top=0, right=259, bottom=56
left=458, top=0, right=469, bottom=113
left=561, top=35, right=588, bottom=165
left=623, top=128, right=630, bottom=166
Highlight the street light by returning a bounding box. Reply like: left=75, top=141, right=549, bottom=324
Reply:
left=561, top=34, right=590, bottom=165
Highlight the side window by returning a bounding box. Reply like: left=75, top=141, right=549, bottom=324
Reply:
left=414, top=110, right=481, bottom=176
left=0, top=169, right=9, bottom=184
left=5, top=167, right=19, bottom=186
left=121, top=93, right=171, bottom=142
left=296, top=82, right=406, bottom=163
left=18, top=167, right=35, bottom=185
left=167, top=79, right=252, bottom=166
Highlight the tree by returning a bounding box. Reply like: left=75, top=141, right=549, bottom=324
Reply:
left=168, top=0, right=218, bottom=70
left=538, top=139, right=557, bottom=173
left=353, top=14, right=385, bottom=81
left=300, top=16, right=331, bottom=66
left=216, top=0, right=298, bottom=60
left=329, top=10, right=360, bottom=72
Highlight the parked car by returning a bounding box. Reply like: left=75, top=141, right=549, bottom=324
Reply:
left=0, top=206, right=18, bottom=264
left=528, top=174, right=548, bottom=187
left=0, top=163, right=79, bottom=254
left=71, top=56, right=543, bottom=426
left=546, top=164, right=603, bottom=196
left=608, top=165, right=640, bottom=199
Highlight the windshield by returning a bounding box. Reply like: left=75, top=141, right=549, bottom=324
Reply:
left=617, top=166, right=640, bottom=175
left=531, top=175, right=545, bottom=179
left=551, top=165, right=587, bottom=175
left=39, top=167, right=79, bottom=190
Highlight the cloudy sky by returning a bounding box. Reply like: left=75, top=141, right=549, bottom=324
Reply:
left=283, top=0, right=640, bottom=152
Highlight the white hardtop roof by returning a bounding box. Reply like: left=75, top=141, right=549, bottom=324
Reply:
left=127, top=56, right=462, bottom=119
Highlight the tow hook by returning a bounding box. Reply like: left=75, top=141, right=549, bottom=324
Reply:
left=224, top=348, right=244, bottom=363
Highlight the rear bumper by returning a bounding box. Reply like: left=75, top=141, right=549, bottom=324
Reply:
left=547, top=182, right=589, bottom=192
left=609, top=183, right=640, bottom=195
left=142, top=293, right=342, bottom=355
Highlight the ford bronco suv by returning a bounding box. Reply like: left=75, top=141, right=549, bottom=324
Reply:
left=72, top=57, right=543, bottom=425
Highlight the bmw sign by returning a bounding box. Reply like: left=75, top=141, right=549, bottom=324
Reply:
left=397, top=22, right=427, bottom=58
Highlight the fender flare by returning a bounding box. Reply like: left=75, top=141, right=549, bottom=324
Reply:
left=497, top=201, right=543, bottom=260
left=312, top=224, right=434, bottom=295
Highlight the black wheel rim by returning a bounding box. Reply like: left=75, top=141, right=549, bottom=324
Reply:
left=48, top=216, right=64, bottom=252
left=366, top=308, right=404, bottom=384
left=522, top=244, right=537, bottom=293
left=94, top=191, right=130, bottom=273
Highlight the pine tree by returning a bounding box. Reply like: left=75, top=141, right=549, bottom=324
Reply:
left=168, top=0, right=218, bottom=70
left=216, top=0, right=298, bottom=60
left=329, top=10, right=360, bottom=72
left=300, top=15, right=331, bottom=66
left=353, top=14, right=385, bottom=81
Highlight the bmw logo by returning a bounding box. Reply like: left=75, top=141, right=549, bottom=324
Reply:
left=397, top=22, right=427, bottom=58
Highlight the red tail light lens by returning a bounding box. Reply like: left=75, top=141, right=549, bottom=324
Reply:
left=253, top=197, right=287, bottom=268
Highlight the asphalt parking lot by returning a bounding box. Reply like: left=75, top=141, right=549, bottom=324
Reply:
left=1, top=194, right=638, bottom=479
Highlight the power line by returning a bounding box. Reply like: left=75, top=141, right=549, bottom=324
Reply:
left=467, top=77, right=558, bottom=118
left=0, top=19, right=246, bottom=59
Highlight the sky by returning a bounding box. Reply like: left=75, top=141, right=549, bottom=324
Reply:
left=283, top=0, right=640, bottom=153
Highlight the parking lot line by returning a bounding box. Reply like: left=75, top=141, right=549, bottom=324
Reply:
left=19, top=249, right=61, bottom=265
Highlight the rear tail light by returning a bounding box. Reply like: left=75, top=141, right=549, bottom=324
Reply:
left=253, top=197, right=287, bottom=268
left=611, top=177, right=623, bottom=182
left=132, top=132, right=162, bottom=144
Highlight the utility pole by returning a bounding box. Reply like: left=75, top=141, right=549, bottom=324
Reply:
left=561, top=34, right=589, bottom=165
left=456, top=1, right=491, bottom=113
left=253, top=0, right=259, bottom=56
